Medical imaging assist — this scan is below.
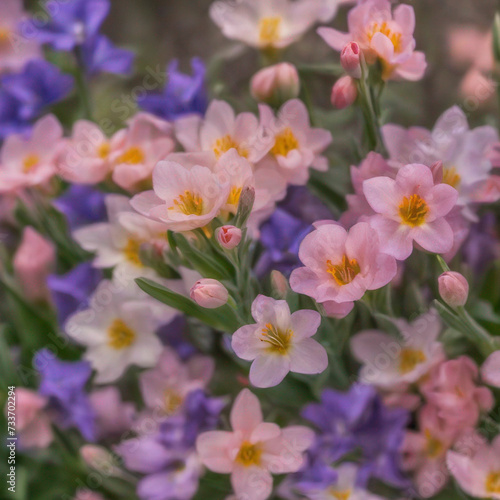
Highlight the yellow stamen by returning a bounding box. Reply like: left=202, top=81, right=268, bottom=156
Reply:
left=117, top=146, right=145, bottom=164
left=258, top=17, right=282, bottom=46
left=98, top=142, right=111, bottom=159
left=0, top=28, right=11, bottom=45
left=22, top=154, right=40, bottom=173
left=443, top=166, right=461, bottom=188
left=424, top=429, right=443, bottom=458
left=169, top=190, right=204, bottom=216
left=236, top=441, right=262, bottom=467
left=271, top=128, right=299, bottom=157
left=398, top=348, right=426, bottom=374
left=123, top=238, right=144, bottom=267
left=326, top=255, right=361, bottom=286
left=329, top=490, right=351, bottom=500
left=367, top=21, right=402, bottom=52
left=398, top=194, right=429, bottom=227
left=164, top=388, right=183, bottom=415
left=107, top=319, right=136, bottom=350
left=227, top=186, right=243, bottom=207
left=213, top=135, right=248, bottom=159
left=261, top=323, right=293, bottom=354
left=486, top=471, right=500, bottom=494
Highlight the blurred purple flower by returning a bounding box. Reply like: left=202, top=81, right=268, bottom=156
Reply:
left=81, top=34, right=134, bottom=76
left=35, top=349, right=96, bottom=441
left=54, top=185, right=107, bottom=230
left=47, top=262, right=102, bottom=326
left=156, top=316, right=196, bottom=361
left=300, top=385, right=409, bottom=490
left=25, top=0, right=110, bottom=51
left=138, top=58, right=208, bottom=120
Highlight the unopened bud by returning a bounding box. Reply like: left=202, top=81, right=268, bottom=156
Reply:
left=190, top=279, right=229, bottom=308
left=438, top=271, right=469, bottom=308
left=271, top=270, right=288, bottom=298
left=341, top=42, right=361, bottom=78
left=216, top=225, right=242, bottom=249
left=80, top=445, right=116, bottom=472
left=331, top=76, right=357, bottom=109
left=250, top=63, right=300, bottom=105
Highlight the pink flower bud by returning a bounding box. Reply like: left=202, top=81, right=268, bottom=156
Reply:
left=250, top=63, right=300, bottom=105
left=190, top=279, right=229, bottom=309
left=438, top=271, right=469, bottom=307
left=80, top=445, right=115, bottom=469
left=13, top=227, right=55, bottom=303
left=271, top=270, right=288, bottom=298
left=331, top=76, right=357, bottom=109
left=216, top=225, right=242, bottom=249
left=341, top=42, right=361, bottom=78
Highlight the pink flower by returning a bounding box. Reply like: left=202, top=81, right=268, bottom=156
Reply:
left=175, top=100, right=269, bottom=163
left=318, top=0, right=426, bottom=81
left=290, top=222, right=397, bottom=318
left=196, top=388, right=314, bottom=500
left=363, top=163, right=458, bottom=260
left=421, top=356, right=494, bottom=429
left=0, top=114, right=63, bottom=193
left=330, top=75, right=358, bottom=109
left=109, top=112, right=175, bottom=192
left=140, top=347, right=214, bottom=416
left=8, top=388, right=53, bottom=449
left=258, top=99, right=332, bottom=185
left=56, top=120, right=113, bottom=184
left=446, top=435, right=500, bottom=499
left=13, top=227, right=55, bottom=303
left=350, top=310, right=444, bottom=390
left=232, top=295, right=327, bottom=388
left=73, top=490, right=106, bottom=500
left=0, top=0, right=41, bottom=73
left=481, top=351, right=500, bottom=388
left=438, top=271, right=469, bottom=308
left=340, top=41, right=362, bottom=78
left=251, top=63, right=300, bottom=104
left=190, top=279, right=229, bottom=309
left=210, top=0, right=328, bottom=50
left=216, top=225, right=242, bottom=249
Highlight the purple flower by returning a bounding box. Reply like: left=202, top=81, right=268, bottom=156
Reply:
left=0, top=60, right=73, bottom=137
left=47, top=262, right=102, bottom=325
left=34, top=349, right=96, bottom=441
left=25, top=0, right=110, bottom=51
left=299, top=385, right=409, bottom=490
left=54, top=185, right=107, bottom=230
left=81, top=34, right=134, bottom=76
left=156, top=316, right=196, bottom=361
left=138, top=58, right=207, bottom=121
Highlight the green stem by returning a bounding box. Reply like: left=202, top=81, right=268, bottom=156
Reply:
left=457, top=306, right=497, bottom=356
left=74, top=47, right=93, bottom=120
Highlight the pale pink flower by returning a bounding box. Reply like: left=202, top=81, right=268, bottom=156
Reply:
left=330, top=75, right=358, bottom=109
left=350, top=310, right=445, bottom=390
left=140, top=347, right=214, bottom=416
left=232, top=295, right=327, bottom=388
left=251, top=63, right=300, bottom=104
left=318, top=0, right=426, bottom=81
left=438, top=271, right=469, bottom=308
left=109, top=112, right=175, bottom=192
left=481, top=351, right=500, bottom=388
left=340, top=41, right=362, bottom=78
left=9, top=388, right=53, bottom=449
left=0, top=0, right=41, bottom=73
left=290, top=222, right=397, bottom=319
left=56, top=120, right=113, bottom=184
left=258, top=99, right=332, bottom=185
left=191, top=279, right=229, bottom=309
left=175, top=100, right=269, bottom=163
left=90, top=387, right=135, bottom=440
left=210, top=0, right=328, bottom=50
left=13, top=227, right=55, bottom=303
left=130, top=158, right=230, bottom=232
left=421, top=356, right=493, bottom=429
left=363, top=163, right=458, bottom=260
left=196, top=388, right=314, bottom=500
left=216, top=225, right=242, bottom=249
left=0, top=114, right=63, bottom=193
left=446, top=435, right=500, bottom=499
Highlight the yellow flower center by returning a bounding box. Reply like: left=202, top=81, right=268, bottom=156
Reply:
left=486, top=471, right=500, bottom=494
left=326, top=255, right=361, bottom=286
left=443, top=166, right=461, bottom=188
left=107, top=319, right=136, bottom=350
left=258, top=16, right=282, bottom=46
left=236, top=441, right=262, bottom=467
left=0, top=28, right=11, bottom=46
left=164, top=388, right=183, bottom=415
left=169, top=191, right=204, bottom=216
left=260, top=323, right=293, bottom=354
left=424, top=429, right=443, bottom=458
left=271, top=128, right=299, bottom=157
left=227, top=186, right=243, bottom=207
left=398, top=194, right=429, bottom=227
left=98, top=142, right=111, bottom=159
left=329, top=490, right=351, bottom=500
left=123, top=238, right=144, bottom=267
left=213, top=135, right=248, bottom=159
left=117, top=146, right=145, bottom=164
left=367, top=21, right=402, bottom=52
left=23, top=154, right=40, bottom=173
left=398, top=348, right=426, bottom=374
